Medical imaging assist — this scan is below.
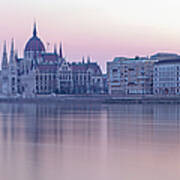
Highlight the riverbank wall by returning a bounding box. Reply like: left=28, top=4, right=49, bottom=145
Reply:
left=0, top=95, right=180, bottom=104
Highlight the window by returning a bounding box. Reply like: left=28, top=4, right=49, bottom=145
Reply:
left=112, top=69, right=118, bottom=73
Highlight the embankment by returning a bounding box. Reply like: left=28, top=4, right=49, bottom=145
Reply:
left=0, top=95, right=180, bottom=104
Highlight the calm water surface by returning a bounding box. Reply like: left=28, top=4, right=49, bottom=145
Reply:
left=0, top=103, right=180, bottom=180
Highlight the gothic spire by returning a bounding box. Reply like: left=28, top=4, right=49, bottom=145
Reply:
left=87, top=56, right=91, bottom=63
left=2, top=41, right=8, bottom=69
left=11, top=38, right=14, bottom=52
left=59, top=42, right=63, bottom=58
left=82, top=56, right=85, bottom=64
left=15, top=50, right=18, bottom=59
left=9, top=38, right=15, bottom=64
left=54, top=43, right=57, bottom=54
left=33, top=22, right=37, bottom=37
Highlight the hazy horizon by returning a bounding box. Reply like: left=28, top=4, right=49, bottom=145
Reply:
left=1, top=0, right=180, bottom=71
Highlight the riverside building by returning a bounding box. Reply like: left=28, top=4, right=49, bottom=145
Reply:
left=153, top=59, right=180, bottom=95
left=0, top=23, right=105, bottom=97
left=107, top=57, right=155, bottom=95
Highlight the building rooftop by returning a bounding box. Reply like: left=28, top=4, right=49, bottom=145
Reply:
left=150, top=52, right=180, bottom=60
left=155, top=59, right=180, bottom=65
left=71, top=62, right=102, bottom=75
left=42, top=53, right=59, bottom=64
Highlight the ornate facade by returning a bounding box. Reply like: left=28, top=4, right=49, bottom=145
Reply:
left=0, top=23, right=105, bottom=97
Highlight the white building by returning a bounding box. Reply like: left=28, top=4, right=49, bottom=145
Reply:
left=153, top=59, right=180, bottom=95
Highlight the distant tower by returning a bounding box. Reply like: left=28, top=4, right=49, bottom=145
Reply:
left=59, top=42, right=63, bottom=58
left=1, top=41, right=9, bottom=95
left=82, top=56, right=85, bottom=64
left=15, top=50, right=18, bottom=61
left=24, top=22, right=45, bottom=71
left=23, top=22, right=45, bottom=97
left=9, top=38, right=17, bottom=95
left=2, top=41, right=8, bottom=70
left=9, top=38, right=15, bottom=65
left=87, top=56, right=91, bottom=63
left=54, top=43, right=57, bottom=55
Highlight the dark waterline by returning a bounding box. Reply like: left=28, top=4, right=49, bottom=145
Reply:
left=0, top=103, right=180, bottom=180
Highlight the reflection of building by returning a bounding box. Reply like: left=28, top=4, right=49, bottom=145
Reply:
left=107, top=57, right=155, bottom=95
left=1, top=103, right=180, bottom=146
left=106, top=104, right=154, bottom=146
left=106, top=104, right=180, bottom=148
left=0, top=23, right=106, bottom=97
left=0, top=103, right=106, bottom=145
left=153, top=59, right=180, bottom=95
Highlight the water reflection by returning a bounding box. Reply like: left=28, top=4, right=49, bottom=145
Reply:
left=0, top=103, right=180, bottom=180
left=107, top=104, right=180, bottom=150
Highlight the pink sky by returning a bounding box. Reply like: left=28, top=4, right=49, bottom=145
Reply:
left=1, top=0, right=180, bottom=72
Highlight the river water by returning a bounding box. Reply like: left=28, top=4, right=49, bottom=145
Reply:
left=0, top=103, right=180, bottom=180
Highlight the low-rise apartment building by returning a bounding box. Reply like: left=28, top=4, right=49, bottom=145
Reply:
left=107, top=57, right=155, bottom=95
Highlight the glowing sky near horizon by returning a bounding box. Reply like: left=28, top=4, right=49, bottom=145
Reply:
left=0, top=0, right=180, bottom=71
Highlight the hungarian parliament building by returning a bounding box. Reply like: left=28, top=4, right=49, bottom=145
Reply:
left=0, top=23, right=107, bottom=97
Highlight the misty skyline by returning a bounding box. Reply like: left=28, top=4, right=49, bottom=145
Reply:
left=1, top=0, right=180, bottom=71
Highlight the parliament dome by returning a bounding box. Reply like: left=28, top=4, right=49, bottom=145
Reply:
left=24, top=23, right=45, bottom=52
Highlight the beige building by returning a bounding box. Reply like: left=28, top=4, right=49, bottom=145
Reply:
left=107, top=57, right=155, bottom=95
